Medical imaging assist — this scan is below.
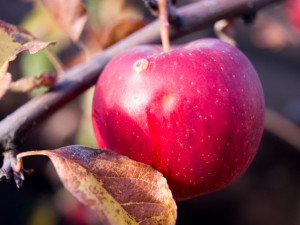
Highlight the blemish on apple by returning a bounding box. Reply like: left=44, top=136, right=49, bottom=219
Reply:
left=133, top=59, right=149, bottom=72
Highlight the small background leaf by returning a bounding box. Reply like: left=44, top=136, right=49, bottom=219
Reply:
left=0, top=20, right=55, bottom=97
left=19, top=146, right=177, bottom=225
left=0, top=20, right=54, bottom=60
left=97, top=0, right=144, bottom=28
left=41, top=0, right=88, bottom=41
left=9, top=71, right=57, bottom=93
left=100, top=18, right=146, bottom=48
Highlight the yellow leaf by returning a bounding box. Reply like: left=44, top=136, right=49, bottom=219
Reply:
left=0, top=20, right=55, bottom=97
left=18, top=146, right=177, bottom=225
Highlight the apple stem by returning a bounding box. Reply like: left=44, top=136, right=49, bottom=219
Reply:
left=158, top=0, right=171, bottom=52
left=13, top=151, right=48, bottom=173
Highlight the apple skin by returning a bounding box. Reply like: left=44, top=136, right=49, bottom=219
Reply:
left=286, top=0, right=300, bottom=32
left=92, top=38, right=265, bottom=200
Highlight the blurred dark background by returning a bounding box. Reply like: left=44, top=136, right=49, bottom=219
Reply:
left=0, top=0, right=300, bottom=225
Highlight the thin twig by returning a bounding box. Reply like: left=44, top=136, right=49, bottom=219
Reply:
left=0, top=0, right=282, bottom=151
left=44, top=48, right=65, bottom=73
left=265, top=108, right=300, bottom=150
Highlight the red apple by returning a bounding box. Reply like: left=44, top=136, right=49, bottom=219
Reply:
left=286, top=0, right=300, bottom=32
left=92, top=38, right=265, bottom=200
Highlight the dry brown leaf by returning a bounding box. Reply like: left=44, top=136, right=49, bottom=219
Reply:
left=9, top=71, right=57, bottom=93
left=0, top=20, right=55, bottom=98
left=17, top=145, right=177, bottom=225
left=41, top=0, right=87, bottom=41
left=101, top=18, right=146, bottom=48
left=97, top=0, right=143, bottom=28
